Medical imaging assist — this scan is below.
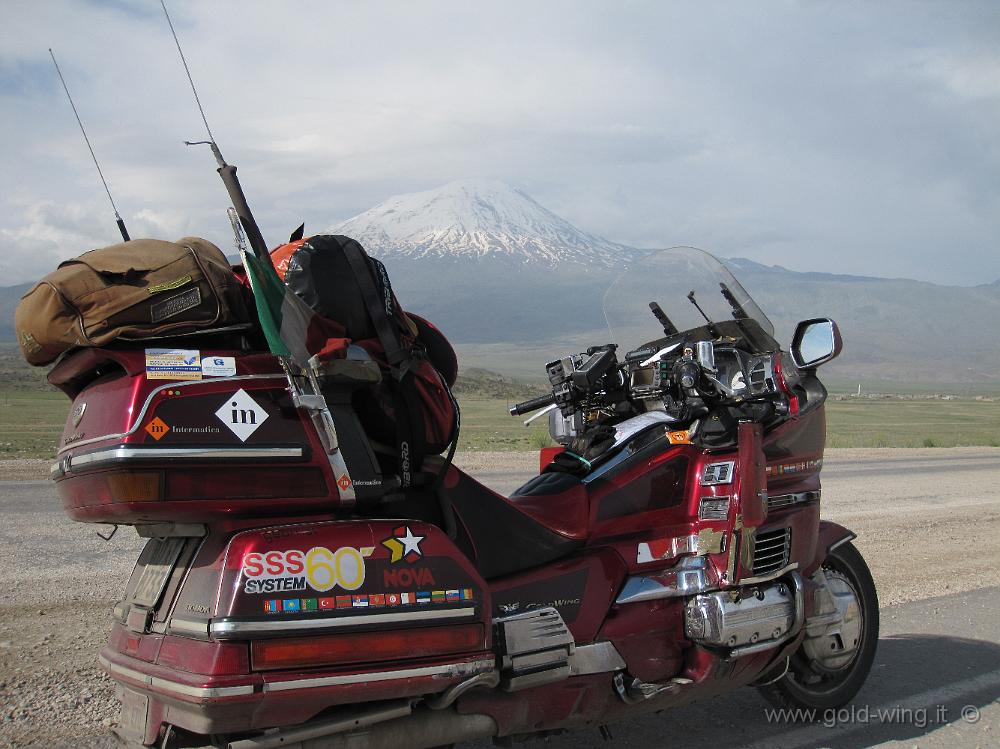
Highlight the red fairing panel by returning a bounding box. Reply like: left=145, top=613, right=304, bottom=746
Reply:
left=488, top=549, right=626, bottom=643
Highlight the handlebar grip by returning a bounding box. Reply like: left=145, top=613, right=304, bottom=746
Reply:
left=509, top=393, right=556, bottom=416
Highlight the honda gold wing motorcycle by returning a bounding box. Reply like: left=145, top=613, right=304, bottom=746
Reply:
left=48, top=246, right=877, bottom=748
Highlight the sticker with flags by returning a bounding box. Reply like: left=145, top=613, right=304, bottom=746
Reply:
left=262, top=588, right=474, bottom=614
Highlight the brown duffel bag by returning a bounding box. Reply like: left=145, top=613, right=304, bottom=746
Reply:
left=15, top=236, right=249, bottom=366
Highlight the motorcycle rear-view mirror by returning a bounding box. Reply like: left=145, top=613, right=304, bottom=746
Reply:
left=791, top=318, right=842, bottom=369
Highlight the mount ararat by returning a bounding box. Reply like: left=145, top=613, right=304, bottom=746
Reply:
left=2, top=179, right=998, bottom=385
left=325, top=180, right=999, bottom=385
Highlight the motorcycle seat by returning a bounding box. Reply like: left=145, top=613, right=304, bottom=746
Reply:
left=439, top=465, right=587, bottom=579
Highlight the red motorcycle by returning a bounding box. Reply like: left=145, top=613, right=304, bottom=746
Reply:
left=49, top=246, right=876, bottom=748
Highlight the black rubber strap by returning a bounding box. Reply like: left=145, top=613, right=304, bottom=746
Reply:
left=339, top=241, right=409, bottom=371
left=337, top=238, right=424, bottom=486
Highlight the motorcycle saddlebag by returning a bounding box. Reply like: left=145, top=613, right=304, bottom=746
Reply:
left=15, top=237, right=249, bottom=366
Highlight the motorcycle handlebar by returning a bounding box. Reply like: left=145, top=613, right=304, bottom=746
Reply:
left=509, top=393, right=557, bottom=416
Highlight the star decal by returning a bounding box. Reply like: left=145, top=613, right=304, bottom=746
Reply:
left=382, top=525, right=425, bottom=564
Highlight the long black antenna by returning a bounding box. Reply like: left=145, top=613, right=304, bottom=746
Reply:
left=49, top=49, right=130, bottom=242
left=160, top=0, right=275, bottom=270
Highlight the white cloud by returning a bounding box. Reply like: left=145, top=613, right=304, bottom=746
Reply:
left=0, top=0, right=997, bottom=286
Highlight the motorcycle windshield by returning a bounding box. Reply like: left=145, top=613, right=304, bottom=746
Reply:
left=602, top=247, right=779, bottom=356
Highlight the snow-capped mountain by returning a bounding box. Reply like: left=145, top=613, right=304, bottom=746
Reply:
left=328, top=179, right=637, bottom=268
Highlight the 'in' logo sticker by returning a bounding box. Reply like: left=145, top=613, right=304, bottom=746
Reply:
left=145, top=417, right=170, bottom=441
left=215, top=389, right=268, bottom=442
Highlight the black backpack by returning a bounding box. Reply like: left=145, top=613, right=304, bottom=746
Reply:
left=279, top=235, right=459, bottom=487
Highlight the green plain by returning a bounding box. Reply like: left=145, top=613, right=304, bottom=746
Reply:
left=0, top=390, right=72, bottom=458
left=824, top=397, right=1000, bottom=448
left=3, top=344, right=999, bottom=456
left=4, top=389, right=1000, bottom=458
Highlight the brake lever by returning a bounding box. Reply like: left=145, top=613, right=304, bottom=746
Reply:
left=522, top=403, right=558, bottom=426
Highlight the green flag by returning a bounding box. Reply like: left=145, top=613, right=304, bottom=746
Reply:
left=241, top=250, right=315, bottom=367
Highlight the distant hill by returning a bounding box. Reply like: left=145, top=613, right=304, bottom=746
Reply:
left=3, top=180, right=998, bottom=385
left=0, top=283, right=29, bottom=342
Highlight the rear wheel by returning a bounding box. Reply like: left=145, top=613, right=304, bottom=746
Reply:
left=758, top=541, right=878, bottom=712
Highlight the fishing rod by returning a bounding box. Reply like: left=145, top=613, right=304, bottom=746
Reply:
left=48, top=48, right=130, bottom=242
left=160, top=0, right=359, bottom=502
left=159, top=0, right=275, bottom=272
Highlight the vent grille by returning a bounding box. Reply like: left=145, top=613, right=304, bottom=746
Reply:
left=767, top=494, right=797, bottom=511
left=767, top=490, right=820, bottom=512
left=752, top=528, right=791, bottom=576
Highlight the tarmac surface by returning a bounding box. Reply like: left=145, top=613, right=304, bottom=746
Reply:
left=0, top=447, right=998, bottom=748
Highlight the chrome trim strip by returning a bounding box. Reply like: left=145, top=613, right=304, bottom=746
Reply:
left=211, top=607, right=476, bottom=638
left=168, top=617, right=210, bottom=637
left=56, top=373, right=285, bottom=456
left=740, top=561, right=799, bottom=586
left=148, top=677, right=254, bottom=698
left=263, top=658, right=495, bottom=693
left=100, top=655, right=254, bottom=698
left=827, top=532, right=857, bottom=553
left=69, top=445, right=302, bottom=470
left=616, top=556, right=714, bottom=604
left=100, top=655, right=150, bottom=686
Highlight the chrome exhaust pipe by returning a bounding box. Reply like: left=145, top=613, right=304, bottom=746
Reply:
left=229, top=705, right=497, bottom=749
left=297, top=708, right=497, bottom=749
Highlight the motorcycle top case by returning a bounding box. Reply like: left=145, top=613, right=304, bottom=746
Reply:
left=16, top=237, right=248, bottom=366
left=50, top=346, right=356, bottom=524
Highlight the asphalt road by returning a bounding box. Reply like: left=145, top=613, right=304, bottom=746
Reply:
left=0, top=447, right=998, bottom=748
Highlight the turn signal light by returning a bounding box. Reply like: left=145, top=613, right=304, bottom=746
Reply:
left=106, top=471, right=163, bottom=502
left=251, top=623, right=485, bottom=671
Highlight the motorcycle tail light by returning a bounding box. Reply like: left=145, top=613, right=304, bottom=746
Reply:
left=250, top=623, right=485, bottom=671
left=164, top=467, right=327, bottom=500
left=157, top=636, right=250, bottom=676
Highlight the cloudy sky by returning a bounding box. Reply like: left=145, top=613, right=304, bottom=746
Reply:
left=1, top=0, right=997, bottom=286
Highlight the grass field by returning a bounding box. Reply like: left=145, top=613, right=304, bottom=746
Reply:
left=0, top=390, right=72, bottom=458
left=825, top=397, right=1000, bottom=448
left=3, top=388, right=1000, bottom=458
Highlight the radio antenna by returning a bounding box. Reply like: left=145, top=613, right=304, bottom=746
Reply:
left=160, top=0, right=275, bottom=270
left=49, top=48, right=130, bottom=242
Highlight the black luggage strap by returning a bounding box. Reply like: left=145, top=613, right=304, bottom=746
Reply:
left=339, top=240, right=425, bottom=489
left=340, top=243, right=409, bottom=373
left=338, top=238, right=460, bottom=519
